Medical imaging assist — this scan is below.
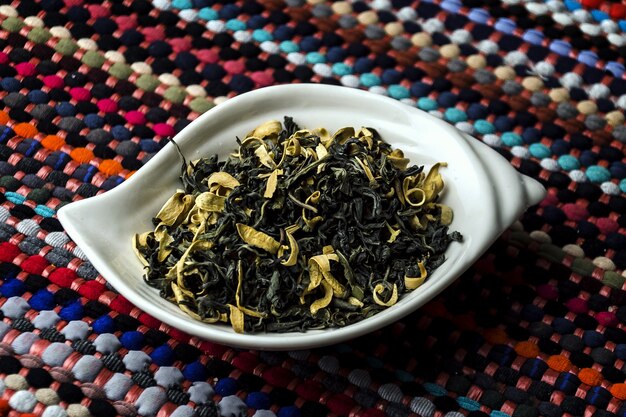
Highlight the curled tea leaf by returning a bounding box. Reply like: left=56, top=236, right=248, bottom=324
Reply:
left=236, top=260, right=267, bottom=319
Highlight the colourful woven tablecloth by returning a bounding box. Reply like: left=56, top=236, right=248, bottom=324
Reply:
left=1, top=0, right=626, bottom=416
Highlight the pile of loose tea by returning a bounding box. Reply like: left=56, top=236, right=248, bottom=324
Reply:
left=133, top=117, right=462, bottom=333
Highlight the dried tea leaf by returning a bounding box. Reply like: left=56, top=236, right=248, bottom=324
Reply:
left=236, top=261, right=267, bottom=319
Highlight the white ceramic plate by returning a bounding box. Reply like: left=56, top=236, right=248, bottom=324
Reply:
left=58, top=84, right=545, bottom=350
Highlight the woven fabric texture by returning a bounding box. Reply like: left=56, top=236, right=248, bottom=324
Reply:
left=1, top=0, right=626, bottom=417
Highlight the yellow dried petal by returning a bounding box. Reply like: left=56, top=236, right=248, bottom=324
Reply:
left=307, top=252, right=346, bottom=298
left=302, top=191, right=323, bottom=230
left=405, top=262, right=428, bottom=290
left=195, top=192, right=226, bottom=212
left=386, top=223, right=401, bottom=243
left=236, top=223, right=281, bottom=254
left=355, top=156, right=375, bottom=182
left=174, top=238, right=212, bottom=294
left=315, top=143, right=328, bottom=160
left=290, top=129, right=313, bottom=138
left=423, top=162, right=446, bottom=203
left=263, top=169, right=282, bottom=198
left=404, top=187, right=426, bottom=207
left=348, top=297, right=364, bottom=308
left=171, top=284, right=203, bottom=320
left=240, top=136, right=265, bottom=150
left=246, top=120, right=281, bottom=139
left=310, top=280, right=333, bottom=315
left=154, top=224, right=174, bottom=262
left=285, top=138, right=301, bottom=157
left=280, top=226, right=300, bottom=266
left=409, top=215, right=424, bottom=230
left=207, top=172, right=240, bottom=190
left=331, top=126, right=355, bottom=145
left=179, top=304, right=203, bottom=321
left=132, top=232, right=151, bottom=267
left=155, top=190, right=194, bottom=227
left=388, top=149, right=410, bottom=170
left=322, top=245, right=334, bottom=255
left=286, top=224, right=299, bottom=234
left=307, top=191, right=320, bottom=204
left=439, top=204, right=453, bottom=225
left=373, top=283, right=398, bottom=307
left=228, top=304, right=245, bottom=333
left=315, top=127, right=331, bottom=147
left=254, top=145, right=277, bottom=168
left=171, top=282, right=193, bottom=308
left=356, top=127, right=374, bottom=148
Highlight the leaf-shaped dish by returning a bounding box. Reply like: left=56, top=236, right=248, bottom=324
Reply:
left=58, top=84, right=545, bottom=350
